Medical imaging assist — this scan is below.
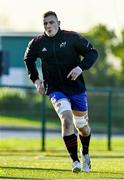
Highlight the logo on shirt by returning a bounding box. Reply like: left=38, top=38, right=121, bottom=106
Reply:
left=42, top=47, right=47, bottom=52
left=60, top=42, right=66, bottom=48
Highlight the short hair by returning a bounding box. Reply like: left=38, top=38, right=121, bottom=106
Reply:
left=43, top=11, right=58, bottom=19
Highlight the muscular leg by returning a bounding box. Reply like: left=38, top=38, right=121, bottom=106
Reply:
left=58, top=110, right=79, bottom=162
left=59, top=110, right=74, bottom=136
left=52, top=99, right=80, bottom=163
left=49, top=93, right=81, bottom=172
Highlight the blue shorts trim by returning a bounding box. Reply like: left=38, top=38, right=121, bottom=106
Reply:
left=48, top=91, right=88, bottom=112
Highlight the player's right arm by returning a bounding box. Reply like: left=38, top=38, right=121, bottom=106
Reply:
left=24, top=38, right=43, bottom=95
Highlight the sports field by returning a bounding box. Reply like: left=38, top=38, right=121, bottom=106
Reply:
left=0, top=137, right=124, bottom=179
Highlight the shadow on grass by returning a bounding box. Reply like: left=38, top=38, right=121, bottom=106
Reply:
left=91, top=170, right=124, bottom=175
left=0, top=166, right=70, bottom=172
left=0, top=166, right=124, bottom=179
left=0, top=176, right=42, bottom=180
left=0, top=150, right=124, bottom=158
left=1, top=166, right=124, bottom=175
left=0, top=176, right=123, bottom=180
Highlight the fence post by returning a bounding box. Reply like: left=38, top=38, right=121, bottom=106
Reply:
left=107, top=90, right=112, bottom=150
left=41, top=95, right=46, bottom=151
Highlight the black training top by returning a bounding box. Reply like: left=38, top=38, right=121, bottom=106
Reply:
left=24, top=29, right=98, bottom=95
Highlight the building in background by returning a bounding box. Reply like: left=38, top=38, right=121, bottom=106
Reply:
left=0, top=32, right=43, bottom=86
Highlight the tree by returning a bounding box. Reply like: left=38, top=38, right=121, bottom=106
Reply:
left=81, top=24, right=117, bottom=87
left=111, top=29, right=124, bottom=86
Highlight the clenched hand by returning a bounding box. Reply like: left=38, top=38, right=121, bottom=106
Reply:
left=67, top=66, right=82, bottom=80
left=34, top=79, right=44, bottom=95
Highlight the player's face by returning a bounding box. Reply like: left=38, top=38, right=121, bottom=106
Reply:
left=43, top=15, right=60, bottom=37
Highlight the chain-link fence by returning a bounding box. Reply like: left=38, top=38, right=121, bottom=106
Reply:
left=0, top=85, right=124, bottom=150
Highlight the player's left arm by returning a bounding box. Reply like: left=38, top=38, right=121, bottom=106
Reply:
left=67, top=33, right=98, bottom=80
left=74, top=33, right=98, bottom=71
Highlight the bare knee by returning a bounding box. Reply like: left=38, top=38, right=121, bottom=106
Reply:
left=61, top=111, right=73, bottom=130
left=60, top=111, right=74, bottom=136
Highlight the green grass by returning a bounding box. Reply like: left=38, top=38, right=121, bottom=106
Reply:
left=0, top=116, right=60, bottom=130
left=0, top=137, right=124, bottom=179
left=0, top=116, right=40, bottom=127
